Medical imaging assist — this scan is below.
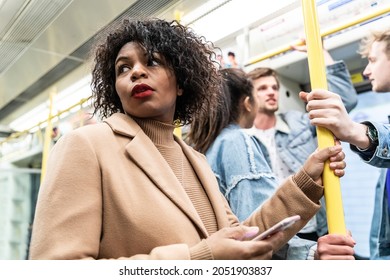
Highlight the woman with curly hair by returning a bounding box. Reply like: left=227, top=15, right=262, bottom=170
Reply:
left=29, top=18, right=346, bottom=260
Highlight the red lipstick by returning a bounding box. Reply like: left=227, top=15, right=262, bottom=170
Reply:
left=132, top=84, right=153, bottom=98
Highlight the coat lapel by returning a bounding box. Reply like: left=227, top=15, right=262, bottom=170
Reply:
left=178, top=138, right=230, bottom=229
left=105, top=114, right=209, bottom=237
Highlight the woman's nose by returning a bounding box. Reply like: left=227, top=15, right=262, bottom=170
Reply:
left=131, top=64, right=147, bottom=81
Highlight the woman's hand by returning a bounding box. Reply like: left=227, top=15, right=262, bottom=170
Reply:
left=303, top=143, right=346, bottom=184
left=205, top=225, right=285, bottom=260
left=315, top=232, right=356, bottom=260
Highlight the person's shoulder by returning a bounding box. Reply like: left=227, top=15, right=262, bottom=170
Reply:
left=206, top=127, right=248, bottom=153
left=222, top=129, right=253, bottom=154
left=70, top=121, right=110, bottom=137
left=55, top=122, right=110, bottom=148
left=279, top=110, right=311, bottom=130
left=217, top=126, right=249, bottom=144
left=282, top=110, right=309, bottom=123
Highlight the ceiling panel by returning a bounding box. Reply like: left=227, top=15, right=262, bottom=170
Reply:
left=0, top=0, right=138, bottom=123
left=0, top=0, right=72, bottom=74
left=0, top=0, right=28, bottom=37
left=0, top=0, right=187, bottom=128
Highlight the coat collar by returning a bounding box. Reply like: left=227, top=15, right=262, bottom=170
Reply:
left=275, top=113, right=290, bottom=134
left=103, top=113, right=141, bottom=138
left=104, top=113, right=227, bottom=236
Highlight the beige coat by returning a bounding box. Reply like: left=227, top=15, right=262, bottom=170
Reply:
left=29, top=113, right=322, bottom=259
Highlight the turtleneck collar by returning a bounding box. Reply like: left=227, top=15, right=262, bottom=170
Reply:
left=132, top=117, right=175, bottom=146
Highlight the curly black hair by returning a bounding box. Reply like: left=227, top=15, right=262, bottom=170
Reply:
left=90, top=18, right=221, bottom=125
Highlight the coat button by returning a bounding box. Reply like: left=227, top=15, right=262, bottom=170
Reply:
left=382, top=148, right=388, bottom=156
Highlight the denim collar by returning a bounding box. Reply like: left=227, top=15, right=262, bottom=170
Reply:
left=275, top=113, right=290, bottom=134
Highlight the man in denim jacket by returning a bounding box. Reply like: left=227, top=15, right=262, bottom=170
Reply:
left=300, top=29, right=390, bottom=259
left=245, top=49, right=358, bottom=243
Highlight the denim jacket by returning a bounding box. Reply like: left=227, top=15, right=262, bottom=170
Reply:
left=206, top=124, right=278, bottom=221
left=327, top=61, right=359, bottom=113
left=206, top=124, right=316, bottom=259
left=246, top=60, right=358, bottom=237
left=350, top=122, right=390, bottom=167
left=351, top=121, right=390, bottom=259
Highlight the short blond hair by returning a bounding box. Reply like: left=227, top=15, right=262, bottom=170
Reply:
left=359, top=29, right=390, bottom=59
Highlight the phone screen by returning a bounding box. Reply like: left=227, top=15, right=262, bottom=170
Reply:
left=252, top=215, right=301, bottom=241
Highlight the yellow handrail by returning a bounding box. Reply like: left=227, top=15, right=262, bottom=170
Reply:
left=302, top=0, right=346, bottom=234
left=0, top=96, right=91, bottom=146
left=40, top=91, right=55, bottom=183
left=245, top=5, right=390, bottom=67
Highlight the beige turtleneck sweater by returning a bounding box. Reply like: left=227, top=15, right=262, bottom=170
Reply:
left=133, top=117, right=218, bottom=258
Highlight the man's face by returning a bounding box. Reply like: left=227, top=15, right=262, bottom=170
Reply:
left=363, top=41, right=390, bottom=92
left=252, top=75, right=279, bottom=114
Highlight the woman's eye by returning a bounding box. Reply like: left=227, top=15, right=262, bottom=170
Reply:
left=118, top=65, right=131, bottom=74
left=148, top=58, right=159, bottom=67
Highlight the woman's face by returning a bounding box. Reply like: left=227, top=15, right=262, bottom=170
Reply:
left=115, top=42, right=182, bottom=123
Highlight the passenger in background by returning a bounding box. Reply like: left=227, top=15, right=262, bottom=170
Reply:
left=216, top=54, right=225, bottom=69
left=300, top=28, right=390, bottom=259
left=28, top=18, right=345, bottom=260
left=187, top=68, right=355, bottom=260
left=51, top=127, right=61, bottom=144
left=225, top=51, right=241, bottom=69
left=245, top=43, right=358, bottom=242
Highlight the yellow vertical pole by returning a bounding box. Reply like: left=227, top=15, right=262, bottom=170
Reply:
left=174, top=10, right=183, bottom=23
left=301, top=0, right=346, bottom=234
left=173, top=126, right=182, bottom=139
left=40, top=90, right=55, bottom=184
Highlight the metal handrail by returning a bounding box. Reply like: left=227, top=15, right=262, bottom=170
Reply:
left=244, top=5, right=390, bottom=67
left=0, top=96, right=91, bottom=146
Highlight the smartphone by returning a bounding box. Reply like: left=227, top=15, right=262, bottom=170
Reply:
left=252, top=215, right=301, bottom=241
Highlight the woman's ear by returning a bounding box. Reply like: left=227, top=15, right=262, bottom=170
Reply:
left=243, top=96, right=252, bottom=112
left=177, top=87, right=183, bottom=96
